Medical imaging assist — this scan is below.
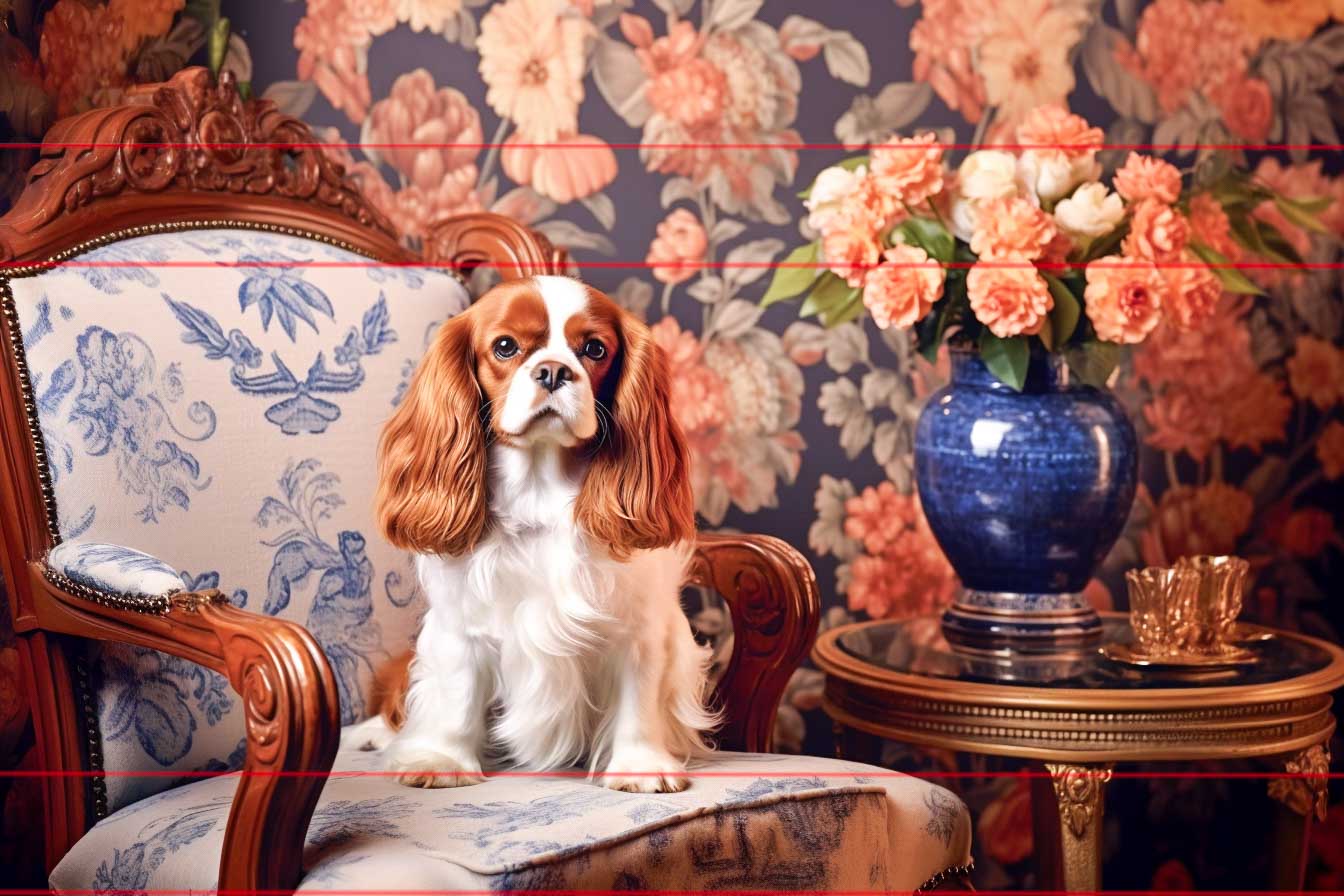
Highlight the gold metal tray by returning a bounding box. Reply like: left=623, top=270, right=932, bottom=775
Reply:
left=1099, top=642, right=1258, bottom=671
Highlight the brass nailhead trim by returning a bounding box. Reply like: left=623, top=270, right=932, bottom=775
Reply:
left=73, top=653, right=108, bottom=819
left=917, top=861, right=975, bottom=892
left=42, top=566, right=177, bottom=616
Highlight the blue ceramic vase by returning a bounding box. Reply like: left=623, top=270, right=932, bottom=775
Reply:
left=914, top=348, right=1138, bottom=648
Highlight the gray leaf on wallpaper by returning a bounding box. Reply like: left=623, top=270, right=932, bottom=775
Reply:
left=712, top=300, right=764, bottom=339
left=660, top=177, right=697, bottom=210
left=1289, top=271, right=1343, bottom=341
left=825, top=323, right=866, bottom=374
left=809, top=475, right=860, bottom=562
left=835, top=82, right=933, bottom=148
left=533, top=220, right=616, bottom=256
left=820, top=379, right=873, bottom=461
left=782, top=321, right=826, bottom=365
left=261, top=80, right=317, bottom=119
left=1081, top=23, right=1159, bottom=124
left=650, top=0, right=694, bottom=19
left=707, top=0, right=765, bottom=32
left=582, top=193, right=616, bottom=231
left=724, top=238, right=785, bottom=289
left=591, top=35, right=650, bottom=128
left=613, top=278, right=653, bottom=318
left=1099, top=118, right=1148, bottom=176
left=860, top=370, right=899, bottom=411
left=1282, top=93, right=1339, bottom=164
left=688, top=276, right=725, bottom=304
left=822, top=32, right=870, bottom=88
left=872, top=421, right=901, bottom=468
left=711, top=219, right=747, bottom=244
left=1152, top=93, right=1219, bottom=158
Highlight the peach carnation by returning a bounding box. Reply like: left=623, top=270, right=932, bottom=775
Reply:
left=970, top=196, right=1057, bottom=260
left=843, top=481, right=918, bottom=555
left=1123, top=198, right=1190, bottom=264
left=869, top=132, right=946, bottom=209
left=1084, top=256, right=1165, bottom=344
left=863, top=245, right=945, bottom=330
left=1316, top=421, right=1344, bottom=480
left=1161, top=256, right=1222, bottom=329
left=1187, top=193, right=1241, bottom=261
left=1015, top=105, right=1103, bottom=201
left=821, top=184, right=893, bottom=287
left=967, top=260, right=1053, bottom=338
left=1285, top=336, right=1344, bottom=409
left=1113, top=153, right=1182, bottom=204
left=646, top=209, right=708, bottom=285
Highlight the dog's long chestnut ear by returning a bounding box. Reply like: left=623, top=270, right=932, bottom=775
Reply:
left=576, top=311, right=695, bottom=558
left=377, top=313, right=488, bottom=556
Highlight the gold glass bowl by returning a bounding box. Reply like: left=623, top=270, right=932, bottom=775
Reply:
left=1117, top=555, right=1254, bottom=667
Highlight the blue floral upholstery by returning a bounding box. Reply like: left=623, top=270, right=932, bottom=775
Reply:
left=49, top=743, right=972, bottom=894
left=48, top=541, right=183, bottom=598
left=7, top=228, right=470, bottom=811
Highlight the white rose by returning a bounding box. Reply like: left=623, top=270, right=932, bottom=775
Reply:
left=1053, top=183, right=1124, bottom=240
left=957, top=150, right=1020, bottom=202
left=805, top=164, right=866, bottom=233
left=949, top=196, right=979, bottom=243
left=1018, top=150, right=1101, bottom=202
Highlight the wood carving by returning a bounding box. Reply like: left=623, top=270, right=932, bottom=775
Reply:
left=425, top=212, right=571, bottom=281
left=690, top=532, right=821, bottom=752
left=0, top=66, right=407, bottom=264
left=27, top=571, right=339, bottom=891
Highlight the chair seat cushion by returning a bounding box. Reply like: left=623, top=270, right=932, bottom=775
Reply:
left=50, top=737, right=971, bottom=893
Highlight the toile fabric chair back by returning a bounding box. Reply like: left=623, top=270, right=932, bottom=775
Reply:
left=0, top=69, right=514, bottom=814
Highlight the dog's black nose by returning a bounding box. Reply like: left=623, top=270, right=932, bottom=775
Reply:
left=535, top=361, right=574, bottom=393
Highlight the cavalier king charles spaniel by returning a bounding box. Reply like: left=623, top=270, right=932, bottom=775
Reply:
left=343, top=275, right=716, bottom=793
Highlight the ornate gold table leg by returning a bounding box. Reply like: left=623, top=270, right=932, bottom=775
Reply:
left=1032, top=763, right=1113, bottom=892
left=1268, top=743, right=1330, bottom=890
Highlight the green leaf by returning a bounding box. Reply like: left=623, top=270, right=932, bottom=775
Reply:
left=799, top=273, right=855, bottom=323
left=1278, top=195, right=1332, bottom=214
left=1187, top=241, right=1264, bottom=295
left=822, top=290, right=865, bottom=327
left=1273, top=196, right=1328, bottom=234
left=1064, top=340, right=1122, bottom=389
left=761, top=242, right=821, bottom=307
left=978, top=331, right=1029, bottom=391
left=797, top=156, right=870, bottom=198
left=1041, top=273, right=1082, bottom=346
left=208, top=17, right=230, bottom=75
left=1082, top=221, right=1129, bottom=261
left=184, top=0, right=221, bottom=27
left=893, top=217, right=955, bottom=263
left=1036, top=315, right=1055, bottom=351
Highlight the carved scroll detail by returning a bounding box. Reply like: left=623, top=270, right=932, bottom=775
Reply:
left=1046, top=762, right=1113, bottom=837
left=1268, top=744, right=1331, bottom=821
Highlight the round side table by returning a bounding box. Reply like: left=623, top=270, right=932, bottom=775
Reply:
left=812, top=614, right=1344, bottom=892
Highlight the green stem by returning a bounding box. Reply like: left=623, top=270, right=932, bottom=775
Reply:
left=476, top=117, right=512, bottom=190
left=1164, top=451, right=1181, bottom=492
left=660, top=281, right=675, bottom=316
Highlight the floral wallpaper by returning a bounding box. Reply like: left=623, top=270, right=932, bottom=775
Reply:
left=2, top=0, right=1344, bottom=889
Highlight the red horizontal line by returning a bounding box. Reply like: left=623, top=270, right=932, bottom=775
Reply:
left=2, top=770, right=1337, bottom=779
left=2, top=260, right=1338, bottom=270
left=7, top=141, right=1344, bottom=152
left=4, top=891, right=1339, bottom=895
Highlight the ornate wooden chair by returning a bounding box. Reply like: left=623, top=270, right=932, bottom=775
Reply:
left=0, top=69, right=973, bottom=894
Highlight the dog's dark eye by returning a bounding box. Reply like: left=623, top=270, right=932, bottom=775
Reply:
left=493, top=336, right=519, bottom=360
left=581, top=339, right=606, bottom=360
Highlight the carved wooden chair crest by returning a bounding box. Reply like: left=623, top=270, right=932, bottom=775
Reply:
left=0, top=68, right=971, bottom=894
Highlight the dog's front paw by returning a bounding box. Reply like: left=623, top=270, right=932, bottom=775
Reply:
left=385, top=744, right=485, bottom=788
left=601, top=744, right=689, bottom=794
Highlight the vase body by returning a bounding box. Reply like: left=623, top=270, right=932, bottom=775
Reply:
left=914, top=349, right=1138, bottom=649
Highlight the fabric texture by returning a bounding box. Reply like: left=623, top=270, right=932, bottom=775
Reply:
left=47, top=541, right=184, bottom=598
left=8, top=228, right=470, bottom=811
left=49, top=743, right=972, bottom=893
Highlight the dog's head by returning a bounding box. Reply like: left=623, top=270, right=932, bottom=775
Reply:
left=376, top=275, right=694, bottom=559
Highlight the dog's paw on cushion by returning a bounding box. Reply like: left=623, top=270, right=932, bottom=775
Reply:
left=386, top=744, right=485, bottom=788
left=601, top=743, right=690, bottom=794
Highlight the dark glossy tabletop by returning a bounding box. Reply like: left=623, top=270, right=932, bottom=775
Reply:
left=836, top=615, right=1338, bottom=690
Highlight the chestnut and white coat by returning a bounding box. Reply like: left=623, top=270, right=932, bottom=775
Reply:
left=344, top=275, right=716, bottom=793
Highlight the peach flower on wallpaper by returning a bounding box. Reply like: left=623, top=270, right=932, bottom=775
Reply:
left=1140, top=481, right=1255, bottom=567
left=1014, top=106, right=1103, bottom=202
left=976, top=0, right=1089, bottom=130
left=1317, top=422, right=1344, bottom=480
left=295, top=0, right=379, bottom=122
left=645, top=209, right=708, bottom=284
left=623, top=12, right=801, bottom=223
left=651, top=317, right=804, bottom=525
left=396, top=0, right=464, bottom=34
left=1285, top=336, right=1344, bottom=410
left=501, top=134, right=618, bottom=203
left=1254, top=157, right=1344, bottom=240
left=907, top=0, right=986, bottom=124
left=1269, top=506, right=1334, bottom=558
left=477, top=0, right=590, bottom=143
left=841, top=483, right=957, bottom=620
left=978, top=778, right=1034, bottom=866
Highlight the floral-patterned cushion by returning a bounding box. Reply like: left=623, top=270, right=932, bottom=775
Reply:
left=49, top=743, right=972, bottom=893
left=47, top=541, right=184, bottom=598
left=6, top=228, right=470, bottom=811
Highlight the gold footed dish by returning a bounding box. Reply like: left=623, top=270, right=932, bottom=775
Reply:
left=1099, top=642, right=1258, bottom=672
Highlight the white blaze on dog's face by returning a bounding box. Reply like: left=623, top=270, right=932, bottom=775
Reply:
left=479, top=276, right=619, bottom=448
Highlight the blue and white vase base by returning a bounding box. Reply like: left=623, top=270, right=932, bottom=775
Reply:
left=941, top=588, right=1103, bottom=652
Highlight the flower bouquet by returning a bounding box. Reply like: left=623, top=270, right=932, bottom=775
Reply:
left=762, top=105, right=1328, bottom=646
left=763, top=105, right=1325, bottom=390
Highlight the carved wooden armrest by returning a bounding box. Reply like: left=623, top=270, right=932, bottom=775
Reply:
left=689, top=532, right=821, bottom=752
left=28, top=559, right=339, bottom=894
left=423, top=212, right=571, bottom=281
